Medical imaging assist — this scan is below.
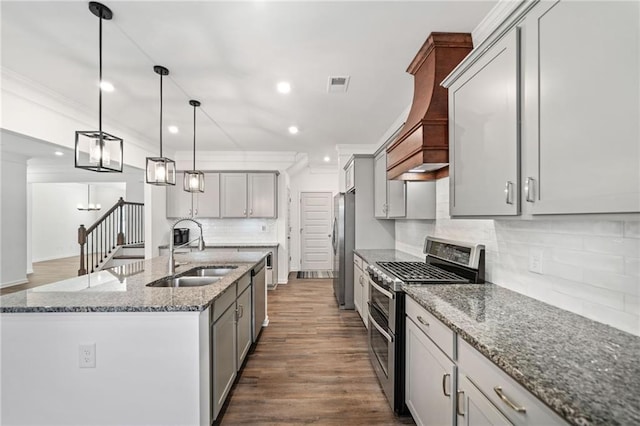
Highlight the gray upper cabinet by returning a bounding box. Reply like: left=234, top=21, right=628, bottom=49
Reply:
left=166, top=180, right=194, bottom=218
left=220, top=172, right=278, bottom=218
left=220, top=173, right=248, bottom=218
left=374, top=151, right=406, bottom=219
left=166, top=172, right=220, bottom=218
left=448, top=28, right=520, bottom=217
left=522, top=0, right=640, bottom=215
left=248, top=173, right=277, bottom=218
left=194, top=173, right=220, bottom=218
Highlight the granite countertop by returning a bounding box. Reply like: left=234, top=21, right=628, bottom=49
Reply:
left=0, top=251, right=268, bottom=313
left=403, top=284, right=640, bottom=426
left=158, top=242, right=279, bottom=249
left=358, top=249, right=639, bottom=425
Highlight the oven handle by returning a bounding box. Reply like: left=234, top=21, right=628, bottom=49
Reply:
left=369, top=277, right=394, bottom=300
left=368, top=311, right=394, bottom=343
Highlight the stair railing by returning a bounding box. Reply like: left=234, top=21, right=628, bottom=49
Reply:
left=78, top=197, right=144, bottom=275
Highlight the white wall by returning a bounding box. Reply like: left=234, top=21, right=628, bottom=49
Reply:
left=289, top=167, right=340, bottom=270
left=0, top=152, right=28, bottom=287
left=145, top=185, right=168, bottom=260
left=31, top=183, right=126, bottom=263
left=396, top=178, right=640, bottom=336
left=1, top=311, right=207, bottom=425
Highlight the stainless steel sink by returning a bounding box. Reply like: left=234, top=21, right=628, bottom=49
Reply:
left=147, top=276, right=221, bottom=288
left=182, top=266, right=238, bottom=277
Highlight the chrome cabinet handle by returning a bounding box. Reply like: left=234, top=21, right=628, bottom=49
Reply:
left=504, top=181, right=514, bottom=205
left=456, top=391, right=465, bottom=416
left=525, top=177, right=535, bottom=203
left=243, top=209, right=247, bottom=215
left=188, top=209, right=192, bottom=216
left=238, top=304, right=244, bottom=319
left=442, top=373, right=451, bottom=397
left=250, top=209, right=253, bottom=215
left=194, top=208, right=198, bottom=216
left=494, top=386, right=526, bottom=413
left=417, top=316, right=429, bottom=327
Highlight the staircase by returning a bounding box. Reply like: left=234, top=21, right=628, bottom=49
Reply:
left=77, top=197, right=144, bottom=275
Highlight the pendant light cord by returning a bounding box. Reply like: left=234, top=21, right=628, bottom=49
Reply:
left=98, top=9, right=103, bottom=139
left=159, top=72, right=163, bottom=157
left=193, top=104, right=196, bottom=169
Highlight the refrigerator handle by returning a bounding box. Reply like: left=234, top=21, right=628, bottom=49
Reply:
left=331, top=218, right=337, bottom=254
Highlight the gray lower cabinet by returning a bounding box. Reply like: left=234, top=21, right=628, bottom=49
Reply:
left=448, top=27, right=520, bottom=217
left=457, top=375, right=512, bottom=426
left=405, top=315, right=456, bottom=426
left=211, top=299, right=237, bottom=420
left=236, top=284, right=252, bottom=368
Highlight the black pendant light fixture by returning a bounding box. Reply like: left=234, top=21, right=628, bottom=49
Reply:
left=183, top=100, right=205, bottom=193
left=75, top=2, right=123, bottom=173
left=146, top=65, right=176, bottom=185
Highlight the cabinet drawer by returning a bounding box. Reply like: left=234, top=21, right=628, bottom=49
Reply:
left=405, top=296, right=455, bottom=360
left=353, top=254, right=363, bottom=270
left=458, top=338, right=567, bottom=426
left=237, top=272, right=251, bottom=295
left=213, top=283, right=237, bottom=322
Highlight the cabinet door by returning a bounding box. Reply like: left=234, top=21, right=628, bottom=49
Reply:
left=236, top=286, right=252, bottom=368
left=212, top=305, right=237, bottom=420
left=166, top=181, right=193, bottom=218
left=449, top=28, right=520, bottom=217
left=248, top=173, right=276, bottom=218
left=220, top=173, right=248, bottom=218
left=345, top=162, right=355, bottom=192
left=458, top=375, right=512, bottom=426
left=405, top=318, right=456, bottom=426
left=522, top=0, right=640, bottom=214
left=353, top=264, right=362, bottom=316
left=373, top=152, right=388, bottom=218
left=361, top=267, right=369, bottom=329
left=387, top=180, right=406, bottom=218
left=193, top=173, right=220, bottom=218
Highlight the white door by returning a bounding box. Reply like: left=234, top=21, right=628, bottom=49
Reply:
left=300, top=192, right=333, bottom=271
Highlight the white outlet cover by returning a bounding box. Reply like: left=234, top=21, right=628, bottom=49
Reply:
left=529, top=248, right=544, bottom=274
left=79, top=343, right=96, bottom=368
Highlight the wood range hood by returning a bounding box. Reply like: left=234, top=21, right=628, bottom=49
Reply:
left=386, top=33, right=473, bottom=180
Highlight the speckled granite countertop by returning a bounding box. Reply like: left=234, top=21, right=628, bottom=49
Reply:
left=0, top=251, right=268, bottom=313
left=158, top=242, right=279, bottom=249
left=358, top=249, right=639, bottom=425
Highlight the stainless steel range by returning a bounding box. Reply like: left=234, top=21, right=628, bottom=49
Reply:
left=366, top=236, right=485, bottom=415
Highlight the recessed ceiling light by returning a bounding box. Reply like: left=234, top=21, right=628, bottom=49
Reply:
left=54, top=151, right=64, bottom=156
left=168, top=126, right=179, bottom=134
left=277, top=81, right=291, bottom=94
left=288, top=126, right=299, bottom=135
left=99, top=80, right=114, bottom=92
left=324, top=156, right=330, bottom=162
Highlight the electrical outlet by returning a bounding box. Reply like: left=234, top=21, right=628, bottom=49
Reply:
left=529, top=249, right=544, bottom=274
left=261, top=225, right=267, bottom=232
left=79, top=344, right=96, bottom=368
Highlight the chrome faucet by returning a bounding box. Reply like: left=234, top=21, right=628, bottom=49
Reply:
left=169, top=218, right=206, bottom=274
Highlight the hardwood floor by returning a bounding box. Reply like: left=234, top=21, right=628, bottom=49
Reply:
left=221, top=276, right=415, bottom=425
left=0, top=256, right=79, bottom=296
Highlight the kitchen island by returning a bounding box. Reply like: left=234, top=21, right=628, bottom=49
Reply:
left=0, top=251, right=269, bottom=426
left=356, top=249, right=640, bottom=426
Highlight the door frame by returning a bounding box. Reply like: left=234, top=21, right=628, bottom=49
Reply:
left=299, top=191, right=334, bottom=271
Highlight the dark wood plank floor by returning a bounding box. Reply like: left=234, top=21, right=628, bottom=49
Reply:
left=221, top=276, right=415, bottom=425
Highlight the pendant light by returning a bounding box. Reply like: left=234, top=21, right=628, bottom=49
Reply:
left=183, top=100, right=205, bottom=193
left=146, top=65, right=176, bottom=185
left=77, top=185, right=102, bottom=211
left=75, top=2, right=123, bottom=173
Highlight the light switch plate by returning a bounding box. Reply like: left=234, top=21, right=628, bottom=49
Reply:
left=79, top=343, right=96, bottom=368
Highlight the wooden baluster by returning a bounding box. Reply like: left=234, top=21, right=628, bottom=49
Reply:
left=117, top=199, right=125, bottom=246
left=78, top=224, right=87, bottom=276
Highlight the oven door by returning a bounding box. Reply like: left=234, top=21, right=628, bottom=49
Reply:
left=368, top=277, right=395, bottom=330
left=368, top=302, right=395, bottom=407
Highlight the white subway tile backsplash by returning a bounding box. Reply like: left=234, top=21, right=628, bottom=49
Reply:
left=396, top=177, right=640, bottom=336
left=169, top=218, right=278, bottom=244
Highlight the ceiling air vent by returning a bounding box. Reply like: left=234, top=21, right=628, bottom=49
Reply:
left=327, top=76, right=350, bottom=93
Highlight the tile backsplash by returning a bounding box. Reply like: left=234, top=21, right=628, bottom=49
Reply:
left=396, top=178, right=640, bottom=336
left=167, top=218, right=278, bottom=244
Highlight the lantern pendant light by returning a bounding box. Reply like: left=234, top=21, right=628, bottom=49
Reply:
left=75, top=2, right=123, bottom=173
left=146, top=65, right=176, bottom=185
left=184, top=100, right=205, bottom=193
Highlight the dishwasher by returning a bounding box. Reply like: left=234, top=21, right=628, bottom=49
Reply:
left=251, top=260, right=266, bottom=343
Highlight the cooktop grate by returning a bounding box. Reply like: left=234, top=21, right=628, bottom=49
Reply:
left=377, top=261, right=469, bottom=283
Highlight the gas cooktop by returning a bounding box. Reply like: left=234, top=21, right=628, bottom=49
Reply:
left=376, top=261, right=469, bottom=284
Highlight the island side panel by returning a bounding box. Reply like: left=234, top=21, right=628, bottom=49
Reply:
left=1, top=311, right=205, bottom=426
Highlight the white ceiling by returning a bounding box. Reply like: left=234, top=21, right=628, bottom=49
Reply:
left=1, top=1, right=495, bottom=166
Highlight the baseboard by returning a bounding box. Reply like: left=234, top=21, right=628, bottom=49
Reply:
left=1, top=278, right=29, bottom=288
left=262, top=317, right=269, bottom=327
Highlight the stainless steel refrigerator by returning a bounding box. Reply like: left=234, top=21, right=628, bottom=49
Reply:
left=332, top=192, right=355, bottom=309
